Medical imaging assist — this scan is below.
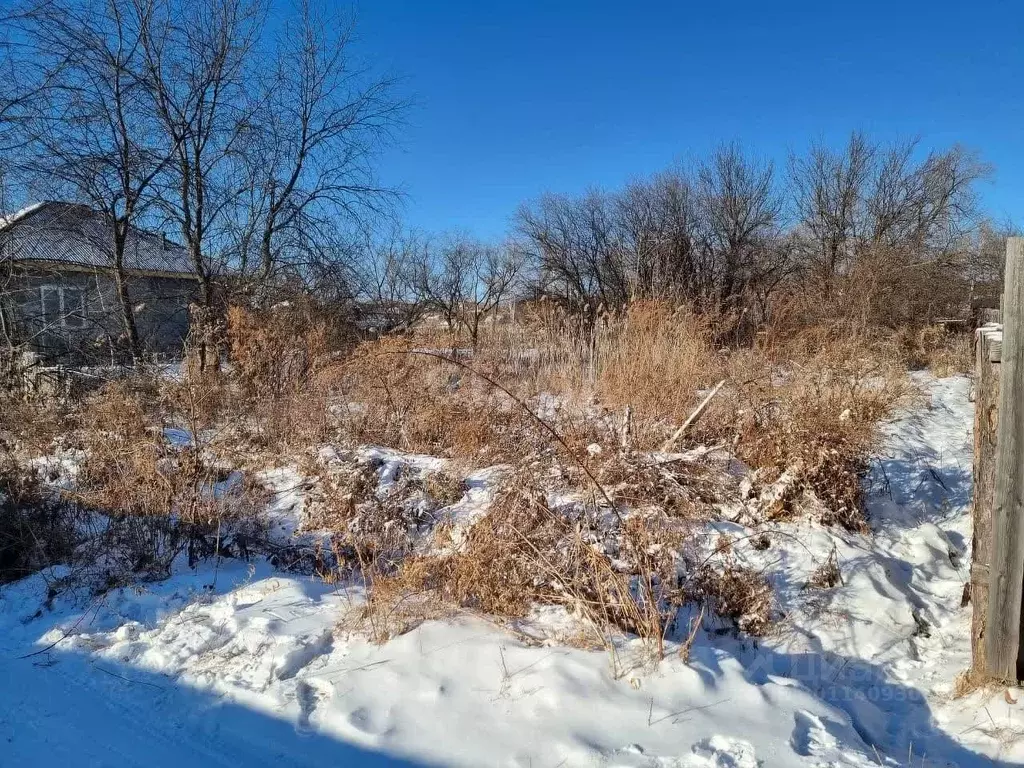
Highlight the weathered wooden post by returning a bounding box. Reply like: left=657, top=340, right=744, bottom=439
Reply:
left=972, top=323, right=1001, bottom=677
left=985, top=237, right=1024, bottom=681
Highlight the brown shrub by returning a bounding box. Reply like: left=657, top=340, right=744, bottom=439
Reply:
left=723, top=327, right=912, bottom=529
left=301, top=452, right=473, bottom=594
left=0, top=395, right=74, bottom=457
left=805, top=548, right=842, bottom=589
left=226, top=302, right=331, bottom=401
left=692, top=563, right=774, bottom=636
left=766, top=247, right=972, bottom=337
left=1, top=289, right=925, bottom=646
left=167, top=306, right=337, bottom=454
left=589, top=450, right=729, bottom=518
left=925, top=331, right=973, bottom=377
left=76, top=380, right=170, bottom=517
left=357, top=471, right=695, bottom=664
left=892, top=324, right=973, bottom=375
left=329, top=298, right=912, bottom=532
left=423, top=471, right=466, bottom=507
left=335, top=337, right=535, bottom=459
left=441, top=485, right=573, bottom=616
left=486, top=302, right=723, bottom=449
left=74, top=379, right=267, bottom=578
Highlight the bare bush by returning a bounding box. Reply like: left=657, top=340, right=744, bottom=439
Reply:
left=805, top=548, right=841, bottom=590
left=726, top=324, right=912, bottom=530
left=692, top=562, right=774, bottom=636
left=214, top=300, right=356, bottom=450
left=0, top=456, right=78, bottom=583
left=74, top=378, right=267, bottom=575
left=334, top=336, right=535, bottom=459
left=226, top=302, right=330, bottom=401
left=363, top=477, right=690, bottom=663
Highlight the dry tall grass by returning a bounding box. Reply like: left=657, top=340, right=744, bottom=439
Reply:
left=71, top=378, right=268, bottom=581
left=307, top=298, right=931, bottom=650
left=0, top=294, right=969, bottom=652
left=327, top=301, right=916, bottom=526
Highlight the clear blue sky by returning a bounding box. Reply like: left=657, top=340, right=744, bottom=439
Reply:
left=352, top=0, right=1023, bottom=239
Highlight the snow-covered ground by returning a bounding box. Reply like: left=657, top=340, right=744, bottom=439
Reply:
left=1, top=374, right=1021, bottom=767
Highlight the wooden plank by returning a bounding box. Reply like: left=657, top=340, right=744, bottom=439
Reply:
left=986, top=237, right=1024, bottom=681
left=972, top=329, right=1000, bottom=677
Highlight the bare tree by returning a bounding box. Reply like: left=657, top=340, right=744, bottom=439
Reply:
left=615, top=169, right=708, bottom=302
left=697, top=142, right=783, bottom=310
left=516, top=134, right=988, bottom=328
left=14, top=0, right=179, bottom=361
left=861, top=139, right=988, bottom=256
left=789, top=132, right=874, bottom=294
left=792, top=135, right=989, bottom=271
left=416, top=235, right=524, bottom=348
left=518, top=156, right=783, bottom=315
left=460, top=243, right=524, bottom=347
left=786, top=134, right=990, bottom=322
left=965, top=218, right=1019, bottom=289
left=0, top=11, right=41, bottom=357
left=415, top=235, right=472, bottom=335
left=239, top=0, right=402, bottom=292
left=0, top=6, right=53, bottom=183
left=355, top=226, right=428, bottom=333
left=136, top=0, right=263, bottom=309
left=515, top=191, right=629, bottom=310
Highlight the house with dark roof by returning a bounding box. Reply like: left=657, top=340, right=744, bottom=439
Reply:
left=0, top=201, right=200, bottom=364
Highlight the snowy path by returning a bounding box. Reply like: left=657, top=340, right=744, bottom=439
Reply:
left=1, top=374, right=1021, bottom=767
left=737, top=375, right=1024, bottom=765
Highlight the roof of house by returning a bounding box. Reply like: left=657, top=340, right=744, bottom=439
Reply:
left=0, top=201, right=197, bottom=277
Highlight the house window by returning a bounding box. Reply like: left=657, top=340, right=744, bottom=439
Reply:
left=40, top=285, right=87, bottom=329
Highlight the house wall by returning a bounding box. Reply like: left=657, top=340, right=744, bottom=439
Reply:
left=3, top=266, right=198, bottom=363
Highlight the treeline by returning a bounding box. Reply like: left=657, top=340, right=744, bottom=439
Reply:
left=515, top=137, right=1006, bottom=327
left=363, top=135, right=1010, bottom=341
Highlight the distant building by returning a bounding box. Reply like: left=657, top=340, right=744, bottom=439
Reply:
left=0, top=202, right=199, bottom=364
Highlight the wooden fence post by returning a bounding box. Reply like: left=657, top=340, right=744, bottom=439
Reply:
left=985, top=237, right=1024, bottom=681
left=972, top=323, right=1001, bottom=677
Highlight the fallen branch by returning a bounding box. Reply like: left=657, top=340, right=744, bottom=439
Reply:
left=660, top=379, right=726, bottom=452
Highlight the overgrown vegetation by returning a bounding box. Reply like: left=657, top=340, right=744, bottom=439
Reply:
left=0, top=286, right=968, bottom=662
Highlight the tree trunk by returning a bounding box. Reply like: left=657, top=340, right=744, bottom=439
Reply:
left=190, top=241, right=211, bottom=308
left=259, top=224, right=274, bottom=284
left=111, top=224, right=141, bottom=362
left=112, top=263, right=141, bottom=362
